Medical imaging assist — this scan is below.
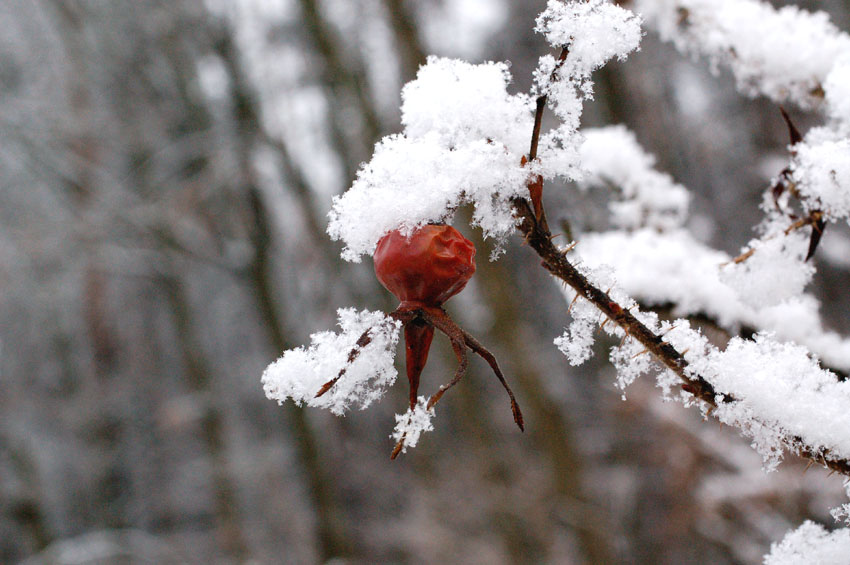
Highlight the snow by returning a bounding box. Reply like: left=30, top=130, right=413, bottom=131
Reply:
left=580, top=126, right=690, bottom=230
left=824, top=55, right=850, bottom=128
left=400, top=57, right=532, bottom=154
left=573, top=129, right=850, bottom=370
left=329, top=3, right=646, bottom=262
left=719, top=232, right=815, bottom=309
left=328, top=132, right=529, bottom=261
left=262, top=308, right=401, bottom=415
left=391, top=396, right=436, bottom=455
left=610, top=331, right=659, bottom=394
left=636, top=0, right=850, bottom=109
left=554, top=297, right=599, bottom=366
left=792, top=139, right=850, bottom=221
left=689, top=334, right=850, bottom=469
left=558, top=125, right=850, bottom=473
left=328, top=57, right=537, bottom=262
left=765, top=522, right=850, bottom=565
left=535, top=0, right=643, bottom=83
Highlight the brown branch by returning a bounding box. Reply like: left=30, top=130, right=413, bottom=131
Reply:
left=528, top=46, right=569, bottom=161
left=512, top=196, right=850, bottom=477
left=513, top=53, right=850, bottom=475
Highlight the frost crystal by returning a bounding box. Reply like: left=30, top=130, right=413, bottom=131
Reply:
left=637, top=0, right=850, bottom=108
left=610, top=337, right=657, bottom=395
left=765, top=522, right=850, bottom=565
left=535, top=0, right=642, bottom=81
left=580, top=126, right=689, bottom=230
left=554, top=297, right=598, bottom=366
left=719, top=232, right=814, bottom=308
left=328, top=57, right=536, bottom=262
left=391, top=396, right=436, bottom=455
left=792, top=139, right=850, bottom=221
left=262, top=308, right=401, bottom=415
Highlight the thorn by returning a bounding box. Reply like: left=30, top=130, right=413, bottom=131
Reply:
left=619, top=332, right=631, bottom=348
left=660, top=324, right=677, bottom=337
left=779, top=106, right=803, bottom=146
left=804, top=460, right=814, bottom=474
left=567, top=293, right=580, bottom=314
left=805, top=214, right=827, bottom=261
left=630, top=348, right=649, bottom=359
left=390, top=440, right=404, bottom=460
left=512, top=400, right=525, bottom=432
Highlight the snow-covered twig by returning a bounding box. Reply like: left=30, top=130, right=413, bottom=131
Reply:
left=514, top=59, right=850, bottom=477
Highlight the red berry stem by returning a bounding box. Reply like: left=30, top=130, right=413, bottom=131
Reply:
left=403, top=320, right=435, bottom=410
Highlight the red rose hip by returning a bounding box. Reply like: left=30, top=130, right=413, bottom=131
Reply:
left=373, top=224, right=476, bottom=308
left=373, top=224, right=476, bottom=413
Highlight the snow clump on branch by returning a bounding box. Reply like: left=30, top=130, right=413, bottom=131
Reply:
left=635, top=0, right=850, bottom=109
left=535, top=0, right=643, bottom=83
left=328, top=58, right=534, bottom=262
left=764, top=521, right=850, bottom=565
left=262, top=309, right=401, bottom=414
left=329, top=1, right=643, bottom=262
left=579, top=125, right=689, bottom=230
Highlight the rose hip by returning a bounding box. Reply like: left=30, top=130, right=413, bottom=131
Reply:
left=321, top=223, right=522, bottom=459
left=373, top=224, right=476, bottom=308
left=374, top=225, right=476, bottom=412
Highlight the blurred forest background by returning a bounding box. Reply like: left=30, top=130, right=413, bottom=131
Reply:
left=2, top=0, right=850, bottom=563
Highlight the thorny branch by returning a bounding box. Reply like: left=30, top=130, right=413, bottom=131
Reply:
left=515, top=47, right=850, bottom=478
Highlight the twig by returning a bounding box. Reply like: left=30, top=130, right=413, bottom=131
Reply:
left=511, top=48, right=850, bottom=477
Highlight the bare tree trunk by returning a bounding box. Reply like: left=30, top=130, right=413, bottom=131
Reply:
left=297, top=0, right=384, bottom=176
left=214, top=22, right=355, bottom=560
left=160, top=275, right=251, bottom=560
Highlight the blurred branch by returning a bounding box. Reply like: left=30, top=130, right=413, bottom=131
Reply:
left=381, top=0, right=427, bottom=80
left=297, top=0, right=383, bottom=174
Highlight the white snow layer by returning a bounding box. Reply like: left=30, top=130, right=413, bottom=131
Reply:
left=391, top=396, right=436, bottom=455
left=765, top=522, right=850, bottom=565
left=535, top=0, right=643, bottom=81
left=580, top=126, right=689, bottom=230
left=792, top=138, right=850, bottom=221
left=577, top=228, right=850, bottom=371
left=691, top=334, right=850, bottom=469
left=328, top=58, right=536, bottom=262
left=262, top=308, right=401, bottom=415
left=329, top=2, right=646, bottom=261
left=635, top=0, right=850, bottom=109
